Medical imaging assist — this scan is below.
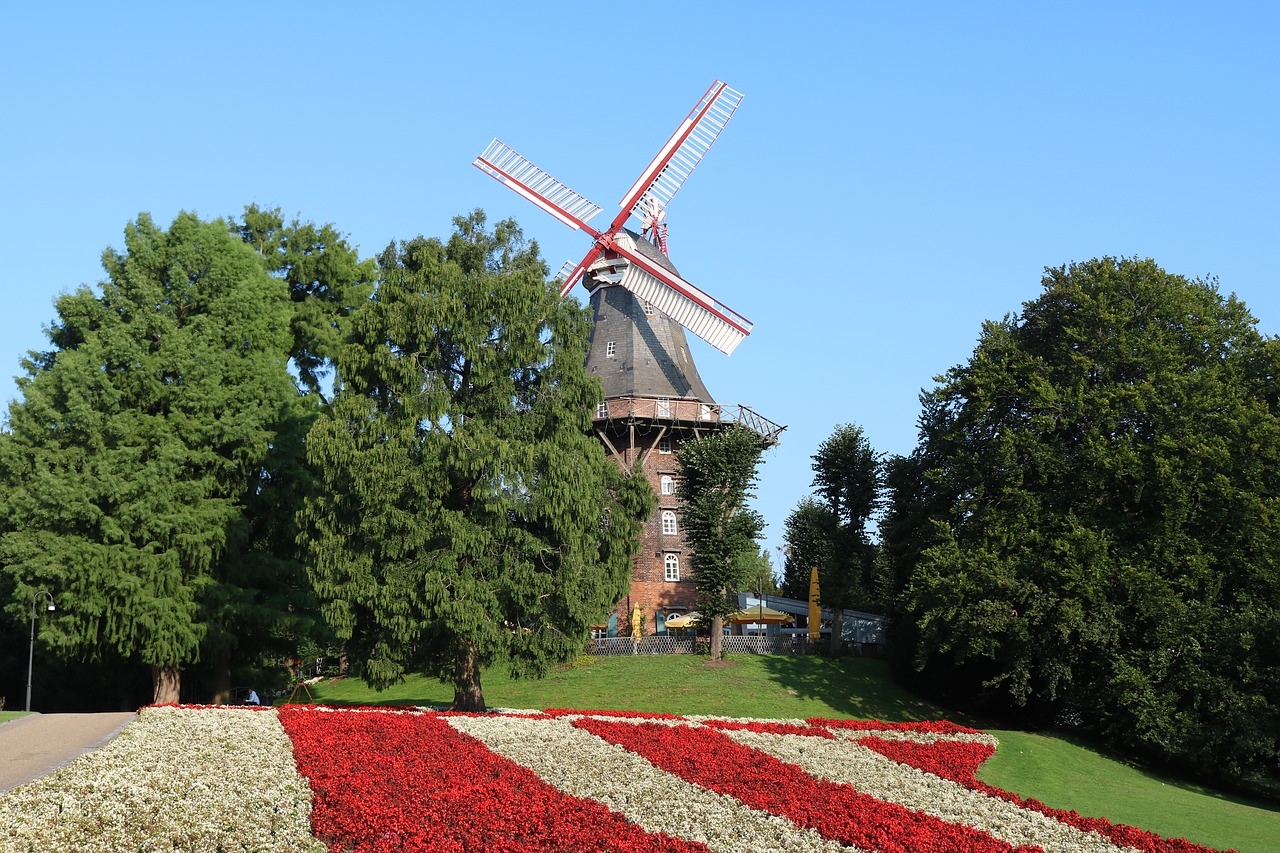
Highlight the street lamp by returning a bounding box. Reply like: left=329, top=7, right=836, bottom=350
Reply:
left=26, top=590, right=56, bottom=712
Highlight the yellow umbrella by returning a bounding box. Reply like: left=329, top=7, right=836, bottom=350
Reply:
left=808, top=567, right=821, bottom=639
left=726, top=605, right=793, bottom=624
left=663, top=611, right=700, bottom=629
left=630, top=605, right=642, bottom=638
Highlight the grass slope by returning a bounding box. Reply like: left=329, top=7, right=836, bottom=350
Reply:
left=979, top=728, right=1280, bottom=853
left=301, top=655, right=1278, bottom=853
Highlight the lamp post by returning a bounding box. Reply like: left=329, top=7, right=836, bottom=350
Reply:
left=26, top=590, right=56, bottom=712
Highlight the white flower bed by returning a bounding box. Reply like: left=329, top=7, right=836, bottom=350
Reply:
left=0, top=706, right=323, bottom=853
left=448, top=713, right=861, bottom=853
left=722, top=727, right=1139, bottom=853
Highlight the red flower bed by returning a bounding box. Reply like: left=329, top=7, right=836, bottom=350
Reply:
left=860, top=736, right=1227, bottom=853
left=542, top=708, right=686, bottom=719
left=816, top=717, right=985, bottom=735
left=574, top=717, right=1040, bottom=853
left=701, top=719, right=835, bottom=738
left=271, top=706, right=1233, bottom=853
left=278, top=707, right=709, bottom=853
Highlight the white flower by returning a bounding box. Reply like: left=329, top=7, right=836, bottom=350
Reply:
left=0, top=707, right=324, bottom=853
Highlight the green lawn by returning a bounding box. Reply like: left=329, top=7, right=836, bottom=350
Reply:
left=0, top=711, right=30, bottom=724
left=301, top=654, right=1278, bottom=853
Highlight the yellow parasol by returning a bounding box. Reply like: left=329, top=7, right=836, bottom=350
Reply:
left=630, top=605, right=642, bottom=639
left=663, top=611, right=700, bottom=629
left=808, top=567, right=821, bottom=640
left=726, top=605, right=793, bottom=624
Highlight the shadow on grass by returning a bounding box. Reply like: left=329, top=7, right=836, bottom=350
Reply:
left=1031, top=726, right=1280, bottom=812
left=755, top=655, right=956, bottom=722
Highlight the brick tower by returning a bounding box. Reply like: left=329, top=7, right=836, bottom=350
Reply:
left=583, top=233, right=782, bottom=637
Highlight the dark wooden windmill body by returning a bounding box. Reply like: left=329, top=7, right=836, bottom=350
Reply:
left=475, top=81, right=783, bottom=639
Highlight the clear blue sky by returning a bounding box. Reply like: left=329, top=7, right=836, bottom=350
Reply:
left=3, top=2, right=1276, bottom=565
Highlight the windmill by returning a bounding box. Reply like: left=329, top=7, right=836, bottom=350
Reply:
left=474, top=80, right=752, bottom=357
left=473, top=80, right=783, bottom=640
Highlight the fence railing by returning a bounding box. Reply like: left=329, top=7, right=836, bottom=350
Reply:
left=586, top=635, right=813, bottom=656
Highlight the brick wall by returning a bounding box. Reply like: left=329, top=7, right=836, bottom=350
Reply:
left=595, top=414, right=717, bottom=635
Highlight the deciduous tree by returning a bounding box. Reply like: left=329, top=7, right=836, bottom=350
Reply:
left=299, top=211, right=653, bottom=711
left=677, top=425, right=765, bottom=661
left=783, top=424, right=883, bottom=652
left=891, top=257, right=1280, bottom=788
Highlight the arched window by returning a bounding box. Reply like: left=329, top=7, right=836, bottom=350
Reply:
left=661, top=510, right=678, bottom=535
left=660, top=475, right=674, bottom=495
left=664, top=553, right=680, bottom=581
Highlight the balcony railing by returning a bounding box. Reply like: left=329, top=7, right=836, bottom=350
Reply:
left=595, top=397, right=785, bottom=447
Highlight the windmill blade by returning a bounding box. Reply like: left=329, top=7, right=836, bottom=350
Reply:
left=612, top=81, right=744, bottom=231
left=473, top=139, right=604, bottom=233
left=556, top=246, right=604, bottom=297
left=608, top=240, right=753, bottom=356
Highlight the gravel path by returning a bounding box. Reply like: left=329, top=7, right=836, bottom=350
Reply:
left=0, top=712, right=136, bottom=793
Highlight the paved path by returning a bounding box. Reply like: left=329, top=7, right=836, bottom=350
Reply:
left=0, top=712, right=136, bottom=793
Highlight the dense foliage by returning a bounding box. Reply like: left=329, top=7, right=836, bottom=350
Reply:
left=0, top=213, right=303, bottom=702
left=782, top=423, right=884, bottom=650
left=676, top=424, right=765, bottom=660
left=298, top=212, right=653, bottom=710
left=233, top=204, right=376, bottom=399
left=887, top=257, right=1280, bottom=788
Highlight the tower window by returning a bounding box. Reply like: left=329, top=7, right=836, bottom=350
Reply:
left=657, top=397, right=671, bottom=418
left=664, top=553, right=680, bottom=581
left=661, top=510, right=678, bottom=535
left=596, top=402, right=608, bottom=419
left=660, top=475, right=674, bottom=495
left=643, top=301, right=655, bottom=316
left=606, top=341, right=616, bottom=357
left=658, top=437, right=672, bottom=454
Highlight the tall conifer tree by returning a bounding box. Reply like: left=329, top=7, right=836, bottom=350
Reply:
left=300, top=212, right=652, bottom=711
left=0, top=212, right=297, bottom=703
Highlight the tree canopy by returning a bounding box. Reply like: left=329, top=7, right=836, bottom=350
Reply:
left=676, top=424, right=765, bottom=660
left=888, top=257, right=1280, bottom=787
left=233, top=204, right=376, bottom=399
left=299, top=211, right=653, bottom=711
left=783, top=423, right=884, bottom=651
left=0, top=212, right=301, bottom=703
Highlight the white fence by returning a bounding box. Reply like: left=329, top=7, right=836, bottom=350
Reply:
left=586, top=635, right=812, bottom=656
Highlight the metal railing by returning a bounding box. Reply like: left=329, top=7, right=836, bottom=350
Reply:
left=586, top=635, right=811, bottom=656
left=595, top=397, right=785, bottom=447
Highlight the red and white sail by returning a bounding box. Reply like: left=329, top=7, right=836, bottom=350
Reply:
left=473, top=80, right=753, bottom=357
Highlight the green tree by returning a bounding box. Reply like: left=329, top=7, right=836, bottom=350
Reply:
left=780, top=497, right=835, bottom=600
left=299, top=211, right=653, bottom=711
left=892, top=257, right=1280, bottom=787
left=784, top=424, right=883, bottom=653
left=677, top=425, right=765, bottom=661
left=233, top=204, right=376, bottom=399
left=0, top=212, right=298, bottom=703
left=738, top=547, right=779, bottom=597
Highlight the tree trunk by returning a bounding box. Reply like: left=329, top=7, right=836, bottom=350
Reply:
left=828, top=606, right=845, bottom=656
left=151, top=665, right=181, bottom=704
left=338, top=645, right=349, bottom=676
left=452, top=641, right=485, bottom=712
left=211, top=645, right=232, bottom=705
left=709, top=615, right=725, bottom=661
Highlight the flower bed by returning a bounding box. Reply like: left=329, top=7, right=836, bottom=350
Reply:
left=0, top=705, right=322, bottom=852
left=280, top=707, right=1232, bottom=853
left=0, top=705, right=1234, bottom=852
